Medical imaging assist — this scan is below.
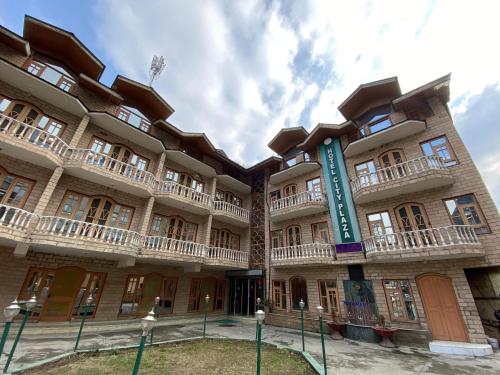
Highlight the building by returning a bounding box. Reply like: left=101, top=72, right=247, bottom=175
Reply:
left=0, top=16, right=498, bottom=350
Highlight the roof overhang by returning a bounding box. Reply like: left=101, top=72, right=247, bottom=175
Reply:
left=298, top=121, right=354, bottom=151
left=338, top=77, right=401, bottom=119
left=112, top=75, right=174, bottom=121
left=393, top=73, right=451, bottom=110
left=268, top=126, right=309, bottom=154
left=216, top=175, right=251, bottom=194
left=164, top=150, right=216, bottom=177
left=23, top=16, right=105, bottom=80
left=79, top=74, right=123, bottom=105
left=0, top=26, right=30, bottom=56
left=269, top=162, right=321, bottom=185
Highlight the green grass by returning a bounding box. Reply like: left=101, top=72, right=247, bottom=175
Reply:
left=23, top=339, right=315, bottom=375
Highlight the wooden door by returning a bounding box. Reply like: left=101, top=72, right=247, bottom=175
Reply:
left=137, top=273, right=163, bottom=315
left=379, top=149, right=406, bottom=179
left=286, top=225, right=301, bottom=246
left=41, top=267, right=85, bottom=321
left=417, top=274, right=468, bottom=342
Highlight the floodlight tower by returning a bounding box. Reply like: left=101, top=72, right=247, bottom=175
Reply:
left=149, top=55, right=166, bottom=86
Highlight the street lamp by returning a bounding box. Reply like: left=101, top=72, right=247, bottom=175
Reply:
left=203, top=294, right=210, bottom=338
left=150, top=296, right=160, bottom=346
left=255, top=309, right=265, bottom=375
left=255, top=298, right=261, bottom=340
left=74, top=294, right=94, bottom=352
left=0, top=299, right=21, bottom=356
left=3, top=295, right=37, bottom=373
left=299, top=299, right=305, bottom=351
left=132, top=308, right=156, bottom=375
left=317, top=305, right=327, bottom=375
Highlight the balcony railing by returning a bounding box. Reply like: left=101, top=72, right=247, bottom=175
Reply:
left=207, top=247, right=249, bottom=263
left=156, top=180, right=212, bottom=207
left=212, top=200, right=249, bottom=220
left=351, top=156, right=448, bottom=193
left=143, top=236, right=206, bottom=258
left=34, top=216, right=143, bottom=248
left=68, top=149, right=157, bottom=189
left=364, top=225, right=480, bottom=255
left=270, top=191, right=327, bottom=212
left=0, top=204, right=35, bottom=232
left=0, top=114, right=70, bottom=159
left=271, top=243, right=334, bottom=262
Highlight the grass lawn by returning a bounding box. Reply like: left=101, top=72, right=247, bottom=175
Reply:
left=23, top=339, right=315, bottom=375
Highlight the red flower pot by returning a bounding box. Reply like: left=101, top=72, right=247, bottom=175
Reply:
left=326, top=321, right=346, bottom=340
left=372, top=326, right=399, bottom=348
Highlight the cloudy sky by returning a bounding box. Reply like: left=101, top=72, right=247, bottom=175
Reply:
left=3, top=1, right=500, bottom=206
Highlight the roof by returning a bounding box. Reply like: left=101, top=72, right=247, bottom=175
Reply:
left=112, top=75, right=175, bottom=121
left=297, top=121, right=354, bottom=151
left=78, top=74, right=123, bottom=105
left=267, top=126, right=309, bottom=154
left=338, top=77, right=401, bottom=119
left=0, top=26, right=30, bottom=56
left=23, top=16, right=105, bottom=80
left=393, top=73, right=451, bottom=109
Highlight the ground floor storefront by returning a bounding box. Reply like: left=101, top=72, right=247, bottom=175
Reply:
left=267, top=260, right=489, bottom=345
left=0, top=247, right=230, bottom=323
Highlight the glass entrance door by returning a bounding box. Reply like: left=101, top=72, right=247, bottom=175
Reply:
left=229, top=278, right=264, bottom=316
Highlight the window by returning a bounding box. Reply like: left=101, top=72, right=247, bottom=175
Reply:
left=367, top=211, right=395, bottom=243
left=303, top=152, right=311, bottom=162
left=290, top=277, right=308, bottom=310
left=72, top=272, right=106, bottom=318
left=25, top=58, right=76, bottom=92
left=312, top=222, right=330, bottom=244
left=357, top=105, right=392, bottom=136
left=272, top=280, right=287, bottom=310
left=215, top=189, right=242, bottom=207
left=283, top=184, right=297, bottom=198
left=395, top=203, right=432, bottom=245
left=214, top=280, right=226, bottom=311
left=149, top=214, right=198, bottom=242
left=269, top=190, right=281, bottom=203
left=88, top=137, right=150, bottom=172
left=271, top=230, right=283, bottom=249
left=119, top=275, right=144, bottom=316
left=115, top=106, right=151, bottom=132
left=355, top=160, right=378, bottom=187
left=159, top=277, right=178, bottom=315
left=318, top=280, right=339, bottom=313
left=306, top=177, right=322, bottom=199
left=0, top=167, right=34, bottom=208
left=383, top=280, right=417, bottom=321
left=210, top=228, right=240, bottom=250
left=379, top=149, right=406, bottom=179
left=285, top=157, right=297, bottom=167
left=188, top=278, right=202, bottom=311
left=286, top=225, right=301, bottom=246
left=444, top=194, right=490, bottom=234
left=421, top=136, right=457, bottom=166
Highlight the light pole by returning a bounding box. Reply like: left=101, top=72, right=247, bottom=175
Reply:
left=255, top=309, right=265, bottom=375
left=3, top=295, right=37, bottom=373
left=132, top=307, right=156, bottom=375
left=0, top=300, right=21, bottom=356
left=74, top=294, right=93, bottom=352
left=299, top=299, right=305, bottom=351
left=149, top=296, right=160, bottom=346
left=317, top=305, right=327, bottom=375
left=255, top=298, right=261, bottom=340
left=203, top=294, right=209, bottom=338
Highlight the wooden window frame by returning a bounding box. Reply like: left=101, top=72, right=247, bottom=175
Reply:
left=442, top=194, right=491, bottom=234
left=215, top=189, right=243, bottom=207
left=317, top=279, right=340, bottom=314
left=289, top=276, right=308, bottom=311
left=159, top=276, right=179, bottom=316
left=0, top=166, right=35, bottom=208
left=420, top=135, right=458, bottom=166
left=149, top=213, right=199, bottom=241
left=283, top=184, right=297, bottom=198
left=210, top=227, right=240, bottom=250
left=213, top=279, right=226, bottom=311
left=88, top=136, right=150, bottom=169
left=118, top=274, right=144, bottom=318
left=271, top=229, right=283, bottom=249
left=272, top=280, right=287, bottom=310
left=72, top=270, right=107, bottom=319
left=366, top=211, right=394, bottom=236
left=311, top=222, right=330, bottom=244
left=285, top=224, right=302, bottom=246
left=394, top=202, right=432, bottom=232
left=269, top=190, right=281, bottom=203
left=306, top=176, right=322, bottom=193
left=23, top=56, right=76, bottom=91
left=188, top=278, right=203, bottom=312
left=382, top=279, right=419, bottom=322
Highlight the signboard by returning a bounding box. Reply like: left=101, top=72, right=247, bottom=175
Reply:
left=320, top=137, right=362, bottom=252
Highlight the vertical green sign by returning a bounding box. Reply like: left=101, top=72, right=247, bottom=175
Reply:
left=320, top=137, right=362, bottom=252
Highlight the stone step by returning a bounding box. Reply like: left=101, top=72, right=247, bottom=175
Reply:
left=429, top=340, right=493, bottom=356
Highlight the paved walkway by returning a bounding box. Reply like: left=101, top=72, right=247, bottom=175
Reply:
left=1, top=317, right=499, bottom=374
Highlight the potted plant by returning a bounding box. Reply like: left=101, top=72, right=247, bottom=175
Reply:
left=325, top=309, right=346, bottom=340
left=372, top=314, right=399, bottom=348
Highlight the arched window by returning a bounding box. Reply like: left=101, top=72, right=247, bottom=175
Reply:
left=283, top=184, right=297, bottom=197
left=164, top=169, right=204, bottom=193
left=357, top=104, right=392, bottom=136
left=25, top=56, right=76, bottom=92
left=395, top=203, right=432, bottom=245
left=0, top=166, right=34, bottom=208
left=286, top=225, right=302, bottom=246
left=88, top=137, right=149, bottom=171
left=290, top=277, right=308, bottom=310
left=210, top=228, right=240, bottom=250
left=378, top=149, right=407, bottom=179
left=149, top=214, right=197, bottom=242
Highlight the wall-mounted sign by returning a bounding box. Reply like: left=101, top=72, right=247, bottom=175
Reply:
left=320, top=137, right=362, bottom=253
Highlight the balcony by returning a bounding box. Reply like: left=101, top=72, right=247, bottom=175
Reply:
left=155, top=181, right=211, bottom=214
left=351, top=156, right=454, bottom=204
left=344, top=120, right=426, bottom=157
left=270, top=191, right=328, bottom=222
left=140, top=237, right=206, bottom=264
left=0, top=205, right=35, bottom=244
left=205, top=247, right=249, bottom=269
left=271, top=243, right=335, bottom=267
left=364, top=225, right=484, bottom=262
left=65, top=149, right=156, bottom=197
left=0, top=114, right=70, bottom=168
left=269, top=162, right=321, bottom=185
left=212, top=201, right=250, bottom=227
left=30, top=216, right=141, bottom=259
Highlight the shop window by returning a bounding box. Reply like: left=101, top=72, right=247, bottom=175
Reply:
left=0, top=167, right=34, bottom=208
left=318, top=280, right=339, bottom=314
left=421, top=135, right=457, bottom=166
left=311, top=222, right=330, bottom=244
left=271, top=230, right=283, bottom=249
left=290, top=277, right=308, bottom=310
left=444, top=194, right=490, bottom=234
left=383, top=280, right=417, bottom=321
left=272, top=280, right=287, bottom=310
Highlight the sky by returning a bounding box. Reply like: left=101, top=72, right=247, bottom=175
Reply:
left=2, top=0, right=500, bottom=207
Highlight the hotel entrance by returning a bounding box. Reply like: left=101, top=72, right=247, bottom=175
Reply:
left=227, top=270, right=264, bottom=317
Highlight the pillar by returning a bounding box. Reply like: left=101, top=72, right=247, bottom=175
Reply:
left=155, top=151, right=167, bottom=180
left=33, top=166, right=64, bottom=216
left=68, top=115, right=90, bottom=148
left=138, top=196, right=155, bottom=236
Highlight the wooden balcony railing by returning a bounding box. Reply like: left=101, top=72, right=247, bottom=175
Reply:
left=271, top=243, right=334, bottom=262
left=156, top=180, right=212, bottom=207
left=270, top=191, right=327, bottom=212
left=0, top=113, right=70, bottom=158
left=363, top=225, right=480, bottom=255
left=143, top=236, right=206, bottom=258
left=207, top=247, right=249, bottom=263
left=212, top=200, right=249, bottom=220
left=0, top=204, right=36, bottom=232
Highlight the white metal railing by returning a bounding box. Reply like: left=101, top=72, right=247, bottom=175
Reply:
left=364, top=225, right=480, bottom=254
left=270, top=191, right=327, bottom=212
left=213, top=200, right=249, bottom=220
left=0, top=113, right=70, bottom=158
left=68, top=149, right=157, bottom=189
left=156, top=180, right=212, bottom=207
left=34, top=216, right=143, bottom=248
left=0, top=204, right=35, bottom=232
left=207, top=247, right=249, bottom=263
left=351, top=155, right=447, bottom=193
left=143, top=236, right=206, bottom=258
left=271, top=243, right=334, bottom=262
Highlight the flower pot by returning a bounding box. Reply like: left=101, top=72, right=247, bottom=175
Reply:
left=372, top=326, right=399, bottom=348
left=326, top=321, right=346, bottom=340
